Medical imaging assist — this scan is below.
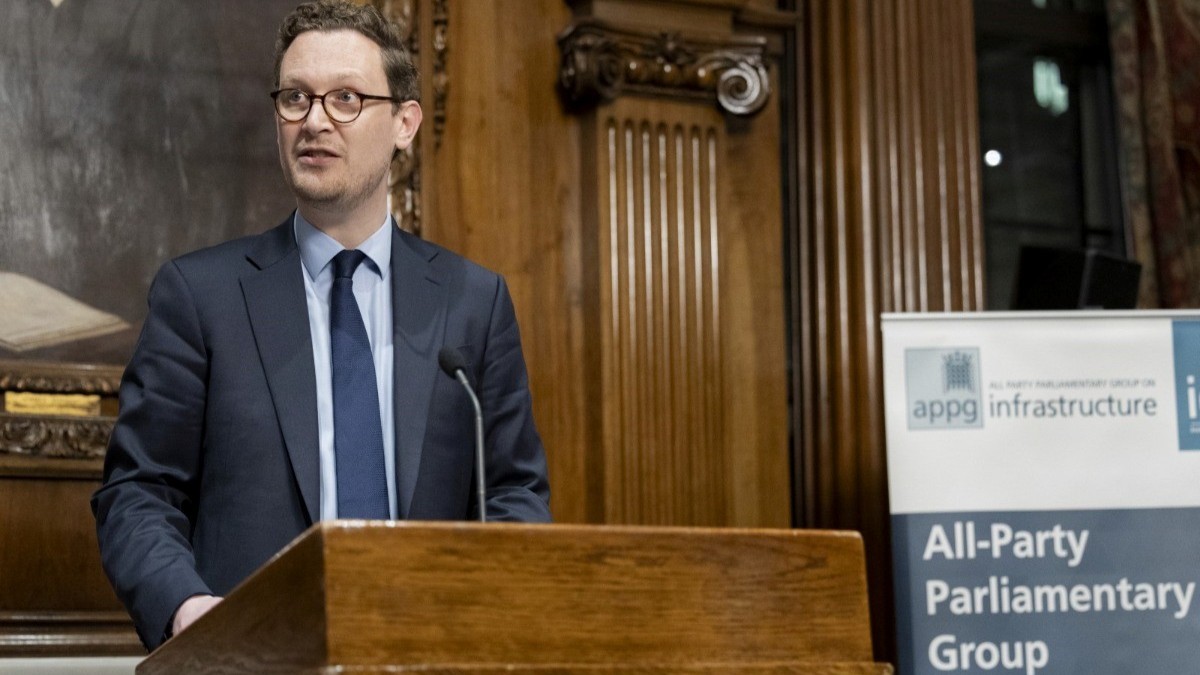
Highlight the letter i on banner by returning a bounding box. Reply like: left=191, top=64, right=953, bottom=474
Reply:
left=1173, top=321, right=1200, bottom=450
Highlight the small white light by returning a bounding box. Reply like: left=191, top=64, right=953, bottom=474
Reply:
left=984, top=150, right=1003, bottom=167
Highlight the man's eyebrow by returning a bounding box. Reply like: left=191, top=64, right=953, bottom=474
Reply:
left=279, top=71, right=373, bottom=89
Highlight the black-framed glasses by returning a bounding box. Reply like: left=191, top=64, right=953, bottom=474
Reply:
left=269, top=88, right=397, bottom=124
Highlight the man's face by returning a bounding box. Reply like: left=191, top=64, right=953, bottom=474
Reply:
left=275, top=29, right=419, bottom=213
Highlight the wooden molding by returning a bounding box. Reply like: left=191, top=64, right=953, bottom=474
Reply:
left=0, top=413, right=113, bottom=463
left=0, top=360, right=121, bottom=395
left=0, top=611, right=141, bottom=657
left=558, top=18, right=771, bottom=116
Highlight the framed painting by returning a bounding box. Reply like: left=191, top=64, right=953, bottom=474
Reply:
left=0, top=0, right=421, bottom=466
left=0, top=0, right=307, bottom=463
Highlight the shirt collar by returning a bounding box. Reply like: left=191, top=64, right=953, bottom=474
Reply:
left=294, top=211, right=393, bottom=282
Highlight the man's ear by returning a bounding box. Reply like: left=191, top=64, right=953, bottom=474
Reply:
left=392, top=101, right=423, bottom=152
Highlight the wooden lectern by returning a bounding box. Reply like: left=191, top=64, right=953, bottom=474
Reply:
left=139, top=522, right=891, bottom=674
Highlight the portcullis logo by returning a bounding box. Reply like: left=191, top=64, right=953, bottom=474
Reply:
left=905, top=347, right=983, bottom=430
left=1172, top=320, right=1200, bottom=450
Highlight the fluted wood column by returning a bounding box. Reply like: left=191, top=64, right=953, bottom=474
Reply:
left=565, top=0, right=791, bottom=526
left=590, top=102, right=728, bottom=524
left=791, top=0, right=983, bottom=661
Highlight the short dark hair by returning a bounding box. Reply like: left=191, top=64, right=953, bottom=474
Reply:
left=274, top=0, right=419, bottom=103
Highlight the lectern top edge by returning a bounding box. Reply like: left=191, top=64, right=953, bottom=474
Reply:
left=306, top=519, right=867, bottom=541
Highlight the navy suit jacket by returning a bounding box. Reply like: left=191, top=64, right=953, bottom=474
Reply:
left=92, top=218, right=551, bottom=650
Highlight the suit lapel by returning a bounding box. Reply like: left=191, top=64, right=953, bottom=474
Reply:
left=391, top=227, right=447, bottom=519
left=240, top=218, right=321, bottom=525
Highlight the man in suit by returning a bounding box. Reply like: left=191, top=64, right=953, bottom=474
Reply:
left=92, top=0, right=550, bottom=651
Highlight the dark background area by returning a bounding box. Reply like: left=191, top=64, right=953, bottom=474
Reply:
left=975, top=0, right=1125, bottom=309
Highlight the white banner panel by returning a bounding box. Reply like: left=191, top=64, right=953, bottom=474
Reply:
left=884, top=311, right=1200, bottom=675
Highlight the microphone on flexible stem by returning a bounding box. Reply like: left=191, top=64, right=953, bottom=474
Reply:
left=438, top=347, right=486, bottom=523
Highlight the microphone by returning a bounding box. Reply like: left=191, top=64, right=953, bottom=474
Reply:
left=438, top=347, right=486, bottom=523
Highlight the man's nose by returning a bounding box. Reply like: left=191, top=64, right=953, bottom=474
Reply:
left=301, top=97, right=334, bottom=131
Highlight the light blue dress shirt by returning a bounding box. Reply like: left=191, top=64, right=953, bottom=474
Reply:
left=294, top=213, right=396, bottom=520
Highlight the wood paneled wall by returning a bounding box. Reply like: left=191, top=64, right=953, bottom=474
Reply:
left=420, top=0, right=792, bottom=528
left=791, top=0, right=983, bottom=661
left=413, top=0, right=593, bottom=523
left=0, top=466, right=138, bottom=656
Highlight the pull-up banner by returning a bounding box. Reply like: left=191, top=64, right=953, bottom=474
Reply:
left=883, top=312, right=1200, bottom=675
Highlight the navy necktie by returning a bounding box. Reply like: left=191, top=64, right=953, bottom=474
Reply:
left=330, top=250, right=389, bottom=519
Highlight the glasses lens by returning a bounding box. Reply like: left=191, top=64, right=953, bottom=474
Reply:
left=325, top=90, right=363, bottom=123
left=276, top=89, right=310, bottom=121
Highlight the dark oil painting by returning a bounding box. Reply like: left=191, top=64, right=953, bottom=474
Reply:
left=0, top=0, right=302, bottom=368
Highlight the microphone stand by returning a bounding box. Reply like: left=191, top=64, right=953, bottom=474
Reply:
left=453, top=369, right=486, bottom=523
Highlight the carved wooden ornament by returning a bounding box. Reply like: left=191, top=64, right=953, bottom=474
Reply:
left=369, top=0, right=425, bottom=235
left=558, top=19, right=770, bottom=116
left=0, top=416, right=112, bottom=460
